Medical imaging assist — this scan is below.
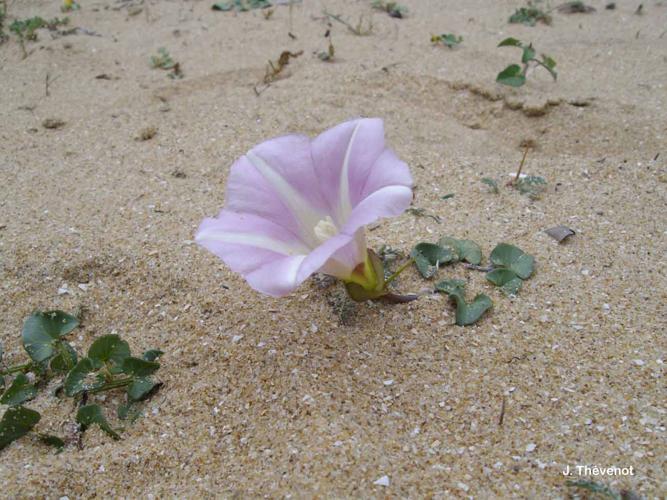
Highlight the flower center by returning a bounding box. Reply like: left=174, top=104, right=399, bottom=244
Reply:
left=313, top=216, right=338, bottom=244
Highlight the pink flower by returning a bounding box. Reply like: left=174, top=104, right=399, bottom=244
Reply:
left=195, top=118, right=413, bottom=297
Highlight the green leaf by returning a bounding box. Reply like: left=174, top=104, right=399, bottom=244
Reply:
left=435, top=279, right=492, bottom=326
left=142, top=349, right=164, bottom=362
left=538, top=54, right=558, bottom=81
left=566, top=480, right=622, bottom=500
left=212, top=0, right=271, bottom=11
left=127, top=377, right=160, bottom=401
left=22, top=311, right=79, bottom=363
left=508, top=7, right=550, bottom=26
left=516, top=175, right=548, bottom=199
left=121, top=357, right=160, bottom=377
left=455, top=294, right=493, bottom=326
left=64, top=358, right=104, bottom=397
left=496, top=65, right=526, bottom=87
left=411, top=243, right=454, bottom=278
left=440, top=193, right=455, bottom=200
left=0, top=406, right=41, bottom=451
left=481, top=177, right=499, bottom=193
left=437, top=237, right=482, bottom=265
left=498, top=37, right=522, bottom=47
left=76, top=404, right=120, bottom=440
left=434, top=278, right=466, bottom=296
left=38, top=434, right=65, bottom=452
left=490, top=243, right=535, bottom=279
left=0, top=373, right=37, bottom=406
left=88, top=335, right=131, bottom=371
left=50, top=342, right=78, bottom=373
left=542, top=54, right=557, bottom=70
left=486, top=268, right=523, bottom=296
left=118, top=402, right=142, bottom=422
left=211, top=1, right=234, bottom=10
left=521, top=45, right=536, bottom=63
left=433, top=33, right=462, bottom=48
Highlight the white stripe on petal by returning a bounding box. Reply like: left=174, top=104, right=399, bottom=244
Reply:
left=337, top=121, right=361, bottom=222
left=246, top=151, right=322, bottom=247
left=196, top=229, right=310, bottom=256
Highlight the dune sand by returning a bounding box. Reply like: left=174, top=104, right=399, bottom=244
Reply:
left=1, top=0, right=666, bottom=496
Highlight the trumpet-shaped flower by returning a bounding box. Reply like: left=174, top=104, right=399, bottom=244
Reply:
left=195, top=118, right=413, bottom=298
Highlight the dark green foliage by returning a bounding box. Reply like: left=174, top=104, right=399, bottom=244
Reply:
left=0, top=406, right=40, bottom=451
left=212, top=0, right=271, bottom=11
left=431, top=33, right=462, bottom=48
left=0, top=373, right=37, bottom=406
left=1, top=311, right=164, bottom=453
left=435, top=279, right=493, bottom=326
left=76, top=404, right=120, bottom=440
left=411, top=243, right=454, bottom=278
left=508, top=6, right=551, bottom=26
left=497, top=38, right=557, bottom=87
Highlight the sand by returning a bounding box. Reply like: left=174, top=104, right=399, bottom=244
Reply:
left=1, top=0, right=666, bottom=497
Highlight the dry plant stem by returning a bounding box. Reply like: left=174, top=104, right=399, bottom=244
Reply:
left=514, top=147, right=530, bottom=184
left=498, top=396, right=506, bottom=426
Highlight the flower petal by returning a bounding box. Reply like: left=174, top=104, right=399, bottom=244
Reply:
left=226, top=135, right=328, bottom=247
left=342, top=185, right=414, bottom=235
left=360, top=148, right=413, bottom=200
left=195, top=212, right=310, bottom=275
left=245, top=255, right=307, bottom=297
left=311, top=118, right=386, bottom=223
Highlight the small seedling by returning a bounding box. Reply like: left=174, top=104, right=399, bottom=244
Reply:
left=212, top=0, right=271, bottom=11
left=317, top=30, right=335, bottom=62
left=62, top=0, right=81, bottom=12
left=371, top=0, right=407, bottom=18
left=508, top=3, right=552, bottom=26
left=431, top=33, right=462, bottom=49
left=9, top=16, right=69, bottom=58
left=496, top=37, right=556, bottom=87
left=150, top=48, right=183, bottom=79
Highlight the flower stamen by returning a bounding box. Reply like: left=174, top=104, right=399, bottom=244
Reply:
left=313, top=216, right=339, bottom=244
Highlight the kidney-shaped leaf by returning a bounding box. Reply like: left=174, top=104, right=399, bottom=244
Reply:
left=411, top=243, right=454, bottom=278
left=0, top=406, right=41, bottom=451
left=76, top=404, right=120, bottom=440
left=88, top=335, right=131, bottom=369
left=121, top=357, right=160, bottom=378
left=64, top=358, right=104, bottom=397
left=0, top=373, right=37, bottom=406
left=22, top=311, right=79, bottom=363
left=490, top=243, right=535, bottom=279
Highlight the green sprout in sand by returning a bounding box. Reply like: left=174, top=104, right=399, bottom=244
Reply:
left=496, top=37, right=556, bottom=87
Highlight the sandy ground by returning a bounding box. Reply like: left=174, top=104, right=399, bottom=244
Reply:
left=1, top=0, right=666, bottom=497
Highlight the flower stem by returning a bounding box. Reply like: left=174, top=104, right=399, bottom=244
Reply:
left=384, top=257, right=415, bottom=286
left=0, top=362, right=32, bottom=376
left=89, top=377, right=134, bottom=394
